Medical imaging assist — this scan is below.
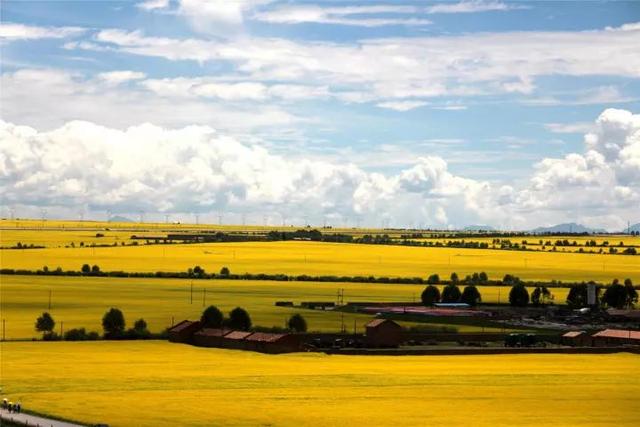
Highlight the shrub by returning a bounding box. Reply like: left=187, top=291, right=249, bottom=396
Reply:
left=64, top=327, right=88, bottom=341
left=220, top=266, right=230, bottom=276
left=426, top=274, right=440, bottom=285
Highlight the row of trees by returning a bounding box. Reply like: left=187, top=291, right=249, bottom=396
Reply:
left=200, top=305, right=308, bottom=332
left=35, top=308, right=150, bottom=340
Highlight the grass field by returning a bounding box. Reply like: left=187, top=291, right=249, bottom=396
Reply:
left=1, top=239, right=637, bottom=283
left=0, top=275, right=547, bottom=339
left=1, top=341, right=639, bottom=426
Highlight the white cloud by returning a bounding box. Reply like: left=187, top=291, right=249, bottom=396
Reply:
left=71, top=22, right=640, bottom=106
left=254, top=5, right=432, bottom=27
left=0, top=68, right=301, bottom=131
left=136, top=0, right=170, bottom=11
left=0, top=119, right=496, bottom=227
left=545, top=122, right=595, bottom=134
left=426, top=1, right=521, bottom=14
left=1, top=108, right=638, bottom=230
left=376, top=100, right=428, bottom=111
left=0, top=23, right=85, bottom=40
left=98, top=70, right=147, bottom=86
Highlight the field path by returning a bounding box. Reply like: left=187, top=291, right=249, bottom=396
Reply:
left=0, top=409, right=87, bottom=426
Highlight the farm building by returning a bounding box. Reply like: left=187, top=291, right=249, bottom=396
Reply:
left=193, top=328, right=231, bottom=347
left=244, top=332, right=301, bottom=354
left=222, top=331, right=254, bottom=350
left=591, top=329, right=640, bottom=347
left=365, top=319, right=403, bottom=348
left=168, top=320, right=201, bottom=343
left=561, top=331, right=591, bottom=346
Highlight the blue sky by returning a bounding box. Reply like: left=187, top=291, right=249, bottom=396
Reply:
left=1, top=1, right=639, bottom=230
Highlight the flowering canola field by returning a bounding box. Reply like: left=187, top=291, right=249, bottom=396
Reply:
left=1, top=341, right=638, bottom=427
left=2, top=240, right=638, bottom=283
left=0, top=275, right=541, bottom=339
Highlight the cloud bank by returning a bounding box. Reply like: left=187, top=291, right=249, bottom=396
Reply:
left=1, top=109, right=638, bottom=230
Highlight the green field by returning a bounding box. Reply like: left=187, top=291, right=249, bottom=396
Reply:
left=0, top=275, right=549, bottom=339
left=1, top=341, right=639, bottom=427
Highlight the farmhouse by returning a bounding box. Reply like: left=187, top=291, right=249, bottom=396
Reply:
left=193, top=328, right=231, bottom=347
left=365, top=319, right=403, bottom=348
left=244, top=332, right=301, bottom=354
left=591, top=329, right=640, bottom=347
left=561, top=331, right=591, bottom=347
left=222, top=331, right=254, bottom=350
left=168, top=320, right=201, bottom=343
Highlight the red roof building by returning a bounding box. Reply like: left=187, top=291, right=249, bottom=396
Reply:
left=193, top=328, right=231, bottom=347
left=168, top=320, right=201, bottom=343
left=561, top=331, right=591, bottom=346
left=592, top=329, right=640, bottom=347
left=365, top=319, right=403, bottom=348
left=244, top=332, right=301, bottom=354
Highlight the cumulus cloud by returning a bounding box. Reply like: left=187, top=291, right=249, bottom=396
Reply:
left=0, top=119, right=500, bottom=228
left=0, top=22, right=85, bottom=40
left=2, top=108, right=637, bottom=230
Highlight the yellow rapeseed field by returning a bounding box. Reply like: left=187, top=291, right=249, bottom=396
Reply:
left=0, top=275, right=540, bottom=339
left=1, top=341, right=638, bottom=427
left=1, top=239, right=637, bottom=282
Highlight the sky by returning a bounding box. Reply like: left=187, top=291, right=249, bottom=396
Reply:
left=1, top=0, right=639, bottom=230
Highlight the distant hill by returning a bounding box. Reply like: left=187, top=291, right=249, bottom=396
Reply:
left=530, top=222, right=606, bottom=234
left=108, top=215, right=134, bottom=223
left=463, top=225, right=495, bottom=232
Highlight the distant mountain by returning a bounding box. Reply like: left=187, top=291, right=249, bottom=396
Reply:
left=530, top=222, right=606, bottom=234
left=463, top=225, right=495, bottom=232
left=108, top=215, right=134, bottom=223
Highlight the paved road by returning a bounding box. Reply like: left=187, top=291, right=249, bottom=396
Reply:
left=0, top=409, right=87, bottom=426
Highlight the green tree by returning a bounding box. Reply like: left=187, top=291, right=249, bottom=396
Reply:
left=201, top=305, right=224, bottom=328
left=228, top=307, right=252, bottom=331
left=91, top=264, right=100, bottom=275
left=35, top=312, right=55, bottom=337
left=426, top=274, right=440, bottom=285
left=441, top=283, right=461, bottom=303
left=461, top=285, right=481, bottom=306
left=509, top=284, right=529, bottom=307
left=133, top=318, right=148, bottom=332
left=220, top=266, right=230, bottom=276
left=450, top=272, right=459, bottom=284
left=478, top=272, right=488, bottom=284
left=624, top=278, right=638, bottom=308
left=81, top=264, right=91, bottom=274
left=602, top=280, right=627, bottom=309
left=421, top=285, right=441, bottom=306
left=531, top=286, right=553, bottom=306
left=566, top=282, right=598, bottom=308
left=102, top=308, right=126, bottom=338
left=288, top=313, right=307, bottom=332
